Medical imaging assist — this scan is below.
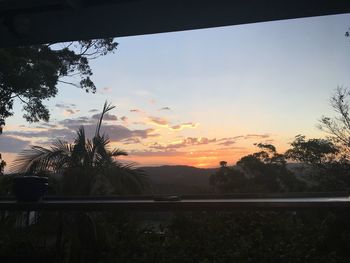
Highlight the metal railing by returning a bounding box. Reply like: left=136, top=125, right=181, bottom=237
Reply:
left=1, top=192, right=350, bottom=211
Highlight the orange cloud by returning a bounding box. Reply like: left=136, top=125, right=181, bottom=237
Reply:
left=148, top=116, right=169, bottom=126
left=148, top=137, right=216, bottom=150
left=170, top=122, right=199, bottom=131
left=147, top=116, right=199, bottom=131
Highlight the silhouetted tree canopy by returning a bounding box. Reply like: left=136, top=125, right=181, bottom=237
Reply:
left=0, top=39, right=118, bottom=124
left=285, top=135, right=339, bottom=165
left=319, top=87, right=350, bottom=154
left=0, top=154, right=5, bottom=176
left=0, top=121, right=5, bottom=175
left=210, top=144, right=305, bottom=193
left=286, top=135, right=350, bottom=191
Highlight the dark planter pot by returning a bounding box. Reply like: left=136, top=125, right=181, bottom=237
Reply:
left=13, top=176, right=48, bottom=202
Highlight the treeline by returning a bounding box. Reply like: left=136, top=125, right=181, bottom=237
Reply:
left=210, top=136, right=350, bottom=194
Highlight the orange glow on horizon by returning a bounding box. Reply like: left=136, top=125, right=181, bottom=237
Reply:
left=120, top=147, right=254, bottom=168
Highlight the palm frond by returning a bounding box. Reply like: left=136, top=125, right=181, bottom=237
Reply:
left=11, top=140, right=71, bottom=174
left=107, top=162, right=149, bottom=194
left=91, top=135, right=112, bottom=167
left=71, top=126, right=87, bottom=166
left=11, top=101, right=151, bottom=195
left=95, top=101, right=116, bottom=137
left=110, top=148, right=128, bottom=157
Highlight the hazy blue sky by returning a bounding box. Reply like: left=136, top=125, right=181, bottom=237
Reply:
left=2, top=13, right=350, bottom=168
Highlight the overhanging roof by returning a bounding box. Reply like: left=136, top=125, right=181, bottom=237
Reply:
left=1, top=0, right=350, bottom=47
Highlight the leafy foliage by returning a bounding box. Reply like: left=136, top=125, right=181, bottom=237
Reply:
left=285, top=135, right=350, bottom=191
left=210, top=144, right=305, bottom=193
left=0, top=154, right=5, bottom=176
left=285, top=135, right=339, bottom=165
left=3, top=210, right=350, bottom=263
left=0, top=39, right=117, bottom=124
left=319, top=87, right=350, bottom=153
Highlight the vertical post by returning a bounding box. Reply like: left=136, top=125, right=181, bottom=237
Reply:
left=55, top=212, right=63, bottom=263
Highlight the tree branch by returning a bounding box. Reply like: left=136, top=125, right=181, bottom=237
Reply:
left=57, top=80, right=80, bottom=88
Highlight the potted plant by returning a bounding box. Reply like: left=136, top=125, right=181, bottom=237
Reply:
left=13, top=176, right=48, bottom=202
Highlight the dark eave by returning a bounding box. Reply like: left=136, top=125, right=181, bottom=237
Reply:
left=1, top=0, right=350, bottom=47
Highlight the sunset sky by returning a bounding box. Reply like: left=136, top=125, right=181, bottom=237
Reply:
left=1, top=13, right=350, bottom=169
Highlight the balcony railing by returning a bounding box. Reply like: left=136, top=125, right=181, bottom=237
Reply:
left=1, top=192, right=350, bottom=211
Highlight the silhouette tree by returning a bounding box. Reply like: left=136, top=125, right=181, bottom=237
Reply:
left=209, top=162, right=247, bottom=193
left=319, top=87, right=350, bottom=156
left=285, top=135, right=339, bottom=166
left=0, top=39, right=117, bottom=124
left=11, top=101, right=148, bottom=195
left=219, top=161, right=227, bottom=167
left=285, top=135, right=350, bottom=191
left=0, top=155, right=5, bottom=176
left=210, top=144, right=305, bottom=194
left=0, top=120, right=5, bottom=175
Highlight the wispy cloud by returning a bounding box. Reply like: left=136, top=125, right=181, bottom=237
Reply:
left=148, top=116, right=169, bottom=126
left=170, top=122, right=199, bottom=131
left=57, top=115, right=159, bottom=142
left=149, top=137, right=216, bottom=150
left=56, top=103, right=80, bottom=116
left=245, top=134, right=270, bottom=139
left=6, top=129, right=76, bottom=142
left=55, top=103, right=77, bottom=109
left=97, top=86, right=113, bottom=94
left=128, top=150, right=182, bottom=157
left=63, top=109, right=80, bottom=116
left=147, top=115, right=198, bottom=131
left=132, top=90, right=152, bottom=96
left=217, top=140, right=236, bottom=146
left=92, top=113, right=118, bottom=121
left=216, top=134, right=271, bottom=147
left=7, top=110, right=160, bottom=146
left=132, top=121, right=146, bottom=125
left=102, top=87, right=112, bottom=93
left=58, top=117, right=92, bottom=127
left=55, top=103, right=68, bottom=109
left=130, top=109, right=142, bottom=113
left=121, top=137, right=141, bottom=145
left=159, top=107, right=171, bottom=111
left=120, top=116, right=128, bottom=124
left=0, top=135, right=31, bottom=153
left=35, top=122, right=58, bottom=129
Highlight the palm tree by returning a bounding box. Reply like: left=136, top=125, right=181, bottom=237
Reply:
left=11, top=102, right=150, bottom=263
left=12, top=101, right=148, bottom=195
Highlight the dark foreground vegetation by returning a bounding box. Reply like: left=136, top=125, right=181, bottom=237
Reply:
left=1, top=210, right=350, bottom=263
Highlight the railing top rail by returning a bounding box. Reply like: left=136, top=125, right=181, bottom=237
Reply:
left=1, top=194, right=350, bottom=211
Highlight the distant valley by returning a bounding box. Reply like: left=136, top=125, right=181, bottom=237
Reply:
left=141, top=165, right=217, bottom=194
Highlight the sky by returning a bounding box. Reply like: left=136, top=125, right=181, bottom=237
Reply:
left=1, top=13, right=350, bottom=169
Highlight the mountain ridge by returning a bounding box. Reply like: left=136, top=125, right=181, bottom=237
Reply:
left=140, top=165, right=217, bottom=194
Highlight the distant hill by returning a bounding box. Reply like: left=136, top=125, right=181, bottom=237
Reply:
left=141, top=165, right=217, bottom=194
left=141, top=163, right=310, bottom=195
